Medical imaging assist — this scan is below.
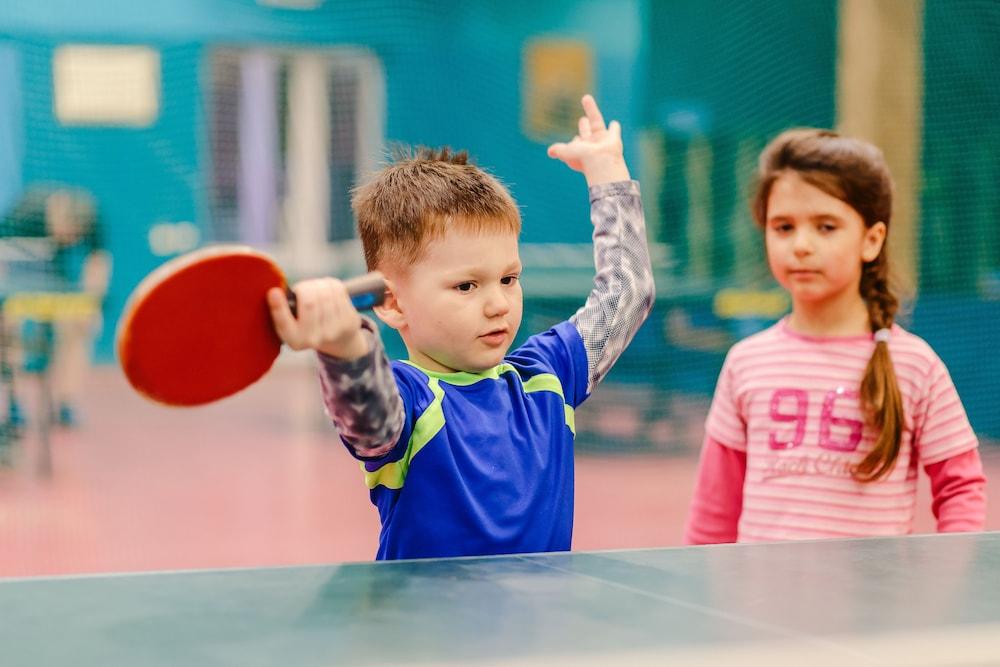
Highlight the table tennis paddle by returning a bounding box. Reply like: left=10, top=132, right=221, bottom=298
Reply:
left=116, top=244, right=384, bottom=407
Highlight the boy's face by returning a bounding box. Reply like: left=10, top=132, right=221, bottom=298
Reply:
left=386, top=227, right=523, bottom=374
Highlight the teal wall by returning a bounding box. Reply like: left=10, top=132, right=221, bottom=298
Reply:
left=0, top=44, right=21, bottom=213
left=646, top=1, right=837, bottom=135
left=921, top=0, right=1000, bottom=296
left=5, top=1, right=1000, bottom=441
left=0, top=0, right=645, bottom=359
left=644, top=0, right=837, bottom=281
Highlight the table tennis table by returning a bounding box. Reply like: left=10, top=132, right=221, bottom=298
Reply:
left=1, top=531, right=998, bottom=666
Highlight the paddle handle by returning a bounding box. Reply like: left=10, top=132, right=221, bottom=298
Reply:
left=285, top=271, right=386, bottom=317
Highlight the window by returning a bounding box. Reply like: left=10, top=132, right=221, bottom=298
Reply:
left=208, top=47, right=384, bottom=277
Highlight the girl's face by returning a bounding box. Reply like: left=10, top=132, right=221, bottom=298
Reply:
left=764, top=172, right=886, bottom=309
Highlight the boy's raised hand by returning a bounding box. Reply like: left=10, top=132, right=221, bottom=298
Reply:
left=267, top=278, right=370, bottom=361
left=547, top=94, right=630, bottom=187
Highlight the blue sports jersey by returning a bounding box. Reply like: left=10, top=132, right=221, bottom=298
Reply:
left=350, top=321, right=590, bottom=560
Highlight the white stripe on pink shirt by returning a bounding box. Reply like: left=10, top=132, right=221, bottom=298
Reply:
left=694, top=318, right=983, bottom=543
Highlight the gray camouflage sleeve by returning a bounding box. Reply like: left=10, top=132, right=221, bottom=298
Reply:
left=316, top=316, right=405, bottom=459
left=570, top=180, right=655, bottom=393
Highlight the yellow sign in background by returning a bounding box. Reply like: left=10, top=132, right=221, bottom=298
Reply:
left=522, top=39, right=593, bottom=142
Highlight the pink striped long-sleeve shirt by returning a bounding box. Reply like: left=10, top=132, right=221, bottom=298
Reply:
left=684, top=319, right=986, bottom=544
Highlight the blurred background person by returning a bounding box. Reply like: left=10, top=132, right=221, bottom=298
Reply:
left=0, top=185, right=111, bottom=428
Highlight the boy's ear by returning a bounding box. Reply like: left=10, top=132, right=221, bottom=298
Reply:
left=372, top=279, right=406, bottom=331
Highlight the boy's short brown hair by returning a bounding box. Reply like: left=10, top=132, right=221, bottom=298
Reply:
left=352, top=147, right=521, bottom=271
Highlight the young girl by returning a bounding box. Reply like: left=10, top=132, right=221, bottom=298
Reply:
left=684, top=129, right=987, bottom=544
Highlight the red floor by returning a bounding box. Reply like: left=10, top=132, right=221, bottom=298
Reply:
left=1, top=362, right=998, bottom=578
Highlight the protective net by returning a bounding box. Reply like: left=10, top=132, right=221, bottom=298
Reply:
left=1, top=0, right=998, bottom=455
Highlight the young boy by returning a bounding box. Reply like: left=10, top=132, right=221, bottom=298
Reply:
left=268, top=95, right=654, bottom=560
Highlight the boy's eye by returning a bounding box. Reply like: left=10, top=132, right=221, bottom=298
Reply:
left=456, top=282, right=475, bottom=292
left=501, top=275, right=519, bottom=286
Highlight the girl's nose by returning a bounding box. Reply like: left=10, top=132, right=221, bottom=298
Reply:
left=792, top=230, right=813, bottom=255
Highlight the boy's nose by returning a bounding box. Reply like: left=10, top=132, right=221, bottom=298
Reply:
left=483, top=287, right=511, bottom=317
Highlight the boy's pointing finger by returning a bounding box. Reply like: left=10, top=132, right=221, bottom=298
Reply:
left=582, top=94, right=605, bottom=131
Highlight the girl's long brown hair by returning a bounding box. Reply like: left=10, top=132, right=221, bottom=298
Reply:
left=751, top=129, right=903, bottom=482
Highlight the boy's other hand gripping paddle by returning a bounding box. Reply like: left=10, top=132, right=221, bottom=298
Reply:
left=117, top=245, right=385, bottom=406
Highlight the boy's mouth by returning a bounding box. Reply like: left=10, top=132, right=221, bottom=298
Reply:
left=479, top=328, right=509, bottom=345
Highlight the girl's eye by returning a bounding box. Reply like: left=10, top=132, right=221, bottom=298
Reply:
left=456, top=282, right=475, bottom=292
left=501, top=275, right=519, bottom=286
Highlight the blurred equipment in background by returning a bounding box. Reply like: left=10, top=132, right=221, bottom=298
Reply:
left=0, top=185, right=110, bottom=473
